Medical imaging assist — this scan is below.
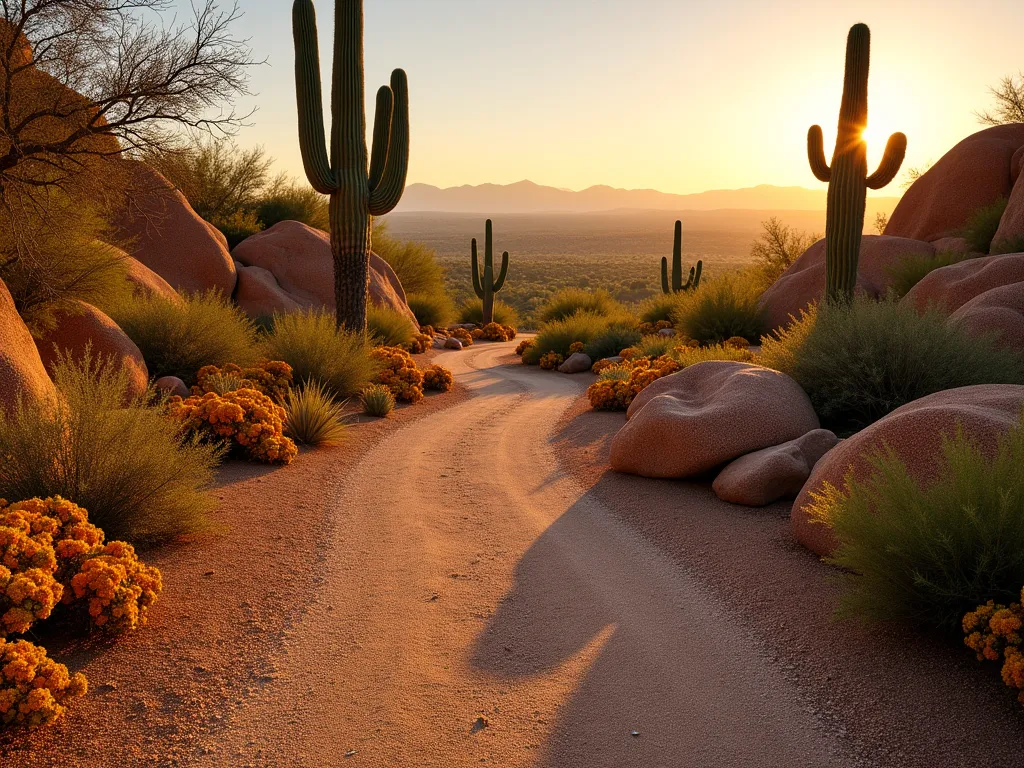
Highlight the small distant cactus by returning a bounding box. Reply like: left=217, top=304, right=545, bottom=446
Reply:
left=661, top=220, right=702, bottom=294
left=807, top=24, right=906, bottom=303
left=471, top=220, right=509, bottom=326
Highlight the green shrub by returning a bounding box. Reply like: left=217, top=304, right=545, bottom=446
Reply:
left=523, top=311, right=616, bottom=365
left=810, top=415, right=1024, bottom=631
left=962, top=197, right=1008, bottom=254
left=108, top=291, right=259, bottom=385
left=886, top=250, right=974, bottom=298
left=366, top=305, right=416, bottom=348
left=630, top=334, right=677, bottom=359
left=0, top=351, right=218, bottom=547
left=669, top=343, right=754, bottom=367
left=214, top=209, right=263, bottom=250
left=760, top=297, right=1024, bottom=434
left=671, top=272, right=766, bottom=345
left=637, top=293, right=682, bottom=324
left=536, top=288, right=624, bottom=324
left=584, top=323, right=642, bottom=361
left=261, top=310, right=377, bottom=399
left=457, top=298, right=519, bottom=327
left=255, top=177, right=329, bottom=231
left=361, top=383, right=395, bottom=417
left=749, top=217, right=819, bottom=288
left=407, top=292, right=454, bottom=329
left=285, top=381, right=348, bottom=447
left=373, top=222, right=446, bottom=297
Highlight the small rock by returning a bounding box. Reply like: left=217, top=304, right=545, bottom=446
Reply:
left=602, top=356, right=624, bottom=365
left=657, top=328, right=676, bottom=337
left=471, top=716, right=489, bottom=733
left=154, top=376, right=190, bottom=399
left=444, top=337, right=464, bottom=351
left=558, top=352, right=593, bottom=374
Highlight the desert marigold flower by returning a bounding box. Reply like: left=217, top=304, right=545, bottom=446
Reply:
left=515, top=338, right=533, bottom=357
left=449, top=328, right=474, bottom=346
left=0, top=639, right=87, bottom=730
left=538, top=351, right=564, bottom=370
left=422, top=364, right=454, bottom=393
left=371, top=347, right=426, bottom=403
left=481, top=322, right=517, bottom=342
left=192, top=360, right=294, bottom=403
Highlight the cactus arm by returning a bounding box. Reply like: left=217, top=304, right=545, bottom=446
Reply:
left=865, top=132, right=907, bottom=189
left=471, top=237, right=484, bottom=298
left=693, top=260, right=703, bottom=288
left=493, top=251, right=509, bottom=292
left=292, top=0, right=336, bottom=194
left=368, top=85, right=394, bottom=192
left=368, top=69, right=410, bottom=216
left=807, top=126, right=831, bottom=182
left=660, top=256, right=670, bottom=294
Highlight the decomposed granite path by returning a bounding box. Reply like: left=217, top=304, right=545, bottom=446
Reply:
left=206, top=340, right=848, bottom=768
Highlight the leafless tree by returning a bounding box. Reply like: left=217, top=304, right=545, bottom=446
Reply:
left=975, top=73, right=1024, bottom=126
left=750, top=217, right=820, bottom=285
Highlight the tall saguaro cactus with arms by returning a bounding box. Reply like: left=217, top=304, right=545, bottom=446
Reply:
left=293, top=0, right=410, bottom=331
left=471, top=219, right=509, bottom=326
left=807, top=23, right=906, bottom=303
left=661, top=220, right=702, bottom=294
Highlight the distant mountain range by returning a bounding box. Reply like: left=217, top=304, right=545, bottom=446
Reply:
left=393, top=180, right=901, bottom=214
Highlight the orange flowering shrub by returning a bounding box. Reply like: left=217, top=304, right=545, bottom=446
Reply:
left=569, top=341, right=584, bottom=354
left=539, top=351, right=564, bottom=370
left=193, top=361, right=293, bottom=403
left=0, top=639, right=87, bottom=730
left=590, top=358, right=616, bottom=375
left=422, top=364, right=454, bottom=392
left=586, top=356, right=682, bottom=411
left=470, top=328, right=484, bottom=340
left=0, top=566, right=61, bottom=636
left=725, top=336, right=752, bottom=350
left=515, top=339, right=533, bottom=357
left=481, top=322, right=517, bottom=342
left=450, top=328, right=473, bottom=346
left=371, top=346, right=425, bottom=403
left=69, top=541, right=162, bottom=633
left=408, top=332, right=434, bottom=354
left=638, top=320, right=674, bottom=336
left=420, top=325, right=436, bottom=337
left=1, top=498, right=104, bottom=583
left=166, top=389, right=298, bottom=464
left=964, top=591, right=1024, bottom=704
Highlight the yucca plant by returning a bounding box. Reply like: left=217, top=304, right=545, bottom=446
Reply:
left=285, top=381, right=348, bottom=446
left=361, top=383, right=395, bottom=417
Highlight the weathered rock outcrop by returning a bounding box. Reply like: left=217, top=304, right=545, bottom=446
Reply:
left=949, top=282, right=1024, bottom=354
left=0, top=279, right=57, bottom=414
left=901, top=252, right=1024, bottom=314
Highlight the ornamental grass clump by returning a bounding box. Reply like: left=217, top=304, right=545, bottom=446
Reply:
left=422, top=364, right=454, bottom=392
left=0, top=351, right=217, bottom=547
left=808, top=415, right=1024, bottom=632
left=458, top=297, right=518, bottom=327
left=671, top=272, right=766, bottom=345
left=407, top=292, right=455, bottom=329
left=366, top=305, right=417, bottom=348
left=522, top=311, right=627, bottom=365
left=0, top=639, right=87, bottom=730
left=361, top=384, right=396, bottom=417
left=166, top=389, right=298, bottom=465
left=370, top=347, right=425, bottom=403
left=536, top=288, right=624, bottom=323
left=285, top=381, right=348, bottom=447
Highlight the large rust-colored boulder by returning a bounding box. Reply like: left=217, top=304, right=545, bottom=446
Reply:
left=234, top=264, right=304, bottom=319
left=610, top=361, right=819, bottom=478
left=885, top=125, right=1024, bottom=242
left=992, top=163, right=1024, bottom=254
left=901, top=252, right=1024, bottom=314
left=792, top=385, right=1024, bottom=557
left=231, top=221, right=415, bottom=323
left=34, top=301, right=148, bottom=401
left=111, top=161, right=236, bottom=296
left=949, top=282, right=1024, bottom=354
left=0, top=279, right=56, bottom=414
left=759, top=235, right=935, bottom=330
left=930, top=237, right=974, bottom=255
left=713, top=429, right=840, bottom=507
left=119, top=249, right=181, bottom=303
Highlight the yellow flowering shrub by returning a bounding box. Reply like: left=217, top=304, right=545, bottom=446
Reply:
left=450, top=328, right=473, bottom=346
left=420, top=325, right=436, bottom=337
left=166, top=389, right=298, bottom=464
left=370, top=346, right=425, bottom=403
left=590, top=358, right=616, bottom=375
left=423, top=364, right=454, bottom=393
left=569, top=341, right=584, bottom=354
left=0, top=566, right=61, bottom=637
left=408, top=332, right=434, bottom=354
left=69, top=541, right=162, bottom=633
left=481, top=322, right=517, bottom=342
left=0, top=639, right=87, bottom=730
left=964, top=590, right=1024, bottom=705
left=515, top=338, right=533, bottom=357
left=193, top=361, right=294, bottom=403
left=0, top=524, right=56, bottom=575
left=470, top=328, right=484, bottom=340
left=1, top=497, right=104, bottom=583
left=539, top=351, right=564, bottom=370
left=586, top=356, right=682, bottom=411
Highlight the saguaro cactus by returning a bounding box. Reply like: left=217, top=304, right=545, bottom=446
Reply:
left=808, top=23, right=906, bottom=303
left=661, top=220, right=702, bottom=294
left=293, top=0, right=410, bottom=331
left=471, top=219, right=509, bottom=325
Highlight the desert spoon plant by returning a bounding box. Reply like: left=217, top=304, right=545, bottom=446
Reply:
left=807, top=23, right=906, bottom=303
left=471, top=219, right=510, bottom=325
left=293, top=0, right=410, bottom=331
left=661, top=220, right=702, bottom=294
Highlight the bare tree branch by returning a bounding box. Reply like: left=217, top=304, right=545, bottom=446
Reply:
left=975, top=72, right=1024, bottom=126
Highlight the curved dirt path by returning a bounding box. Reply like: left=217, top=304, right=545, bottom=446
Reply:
left=207, top=341, right=846, bottom=767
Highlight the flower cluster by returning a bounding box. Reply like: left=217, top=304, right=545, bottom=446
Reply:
left=481, top=323, right=517, bottom=342
left=470, top=328, right=484, bottom=340
left=724, top=336, right=752, bottom=350
left=193, top=361, right=293, bottom=403
left=586, top=356, right=682, bottom=411
left=0, top=565, right=61, bottom=637
left=422, top=364, right=454, bottom=392
left=166, top=389, right=298, bottom=464
left=408, top=332, right=434, bottom=354
left=964, top=591, right=1024, bottom=704
left=515, top=338, right=534, bottom=357
left=590, top=358, right=616, bottom=375
left=449, top=328, right=474, bottom=347
left=638, top=320, right=673, bottom=336
left=69, top=541, right=162, bottom=633
left=569, top=341, right=585, bottom=354
left=0, top=639, right=87, bottom=730
left=538, top=351, right=564, bottom=370
left=371, top=346, right=425, bottom=403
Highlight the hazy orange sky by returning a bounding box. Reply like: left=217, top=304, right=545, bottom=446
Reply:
left=213, top=0, right=1023, bottom=196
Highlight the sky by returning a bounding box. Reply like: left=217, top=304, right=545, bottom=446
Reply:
left=178, top=0, right=1024, bottom=196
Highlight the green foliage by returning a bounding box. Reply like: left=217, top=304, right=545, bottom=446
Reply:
left=637, top=293, right=682, bottom=324
left=523, top=311, right=623, bottom=365
left=374, top=221, right=446, bottom=297
left=214, top=209, right=264, bottom=250
left=749, top=216, right=819, bottom=287
left=458, top=298, right=519, bottom=327
left=760, top=297, right=1024, bottom=433
left=361, top=383, right=396, bottom=417
left=108, top=291, right=259, bottom=385
left=537, top=288, right=625, bottom=324
left=962, top=197, right=1009, bottom=254
left=407, top=292, right=454, bottom=329
left=261, top=310, right=377, bottom=399
left=630, top=334, right=677, bottom=360
left=366, top=305, right=416, bottom=348
left=671, top=272, right=766, bottom=345
left=584, top=323, right=642, bottom=361
left=285, top=380, right=348, bottom=446
left=886, top=250, right=974, bottom=298
left=669, top=343, right=754, bottom=367
left=813, top=416, right=1024, bottom=631
left=0, top=350, right=217, bottom=547
left=256, top=176, right=329, bottom=231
